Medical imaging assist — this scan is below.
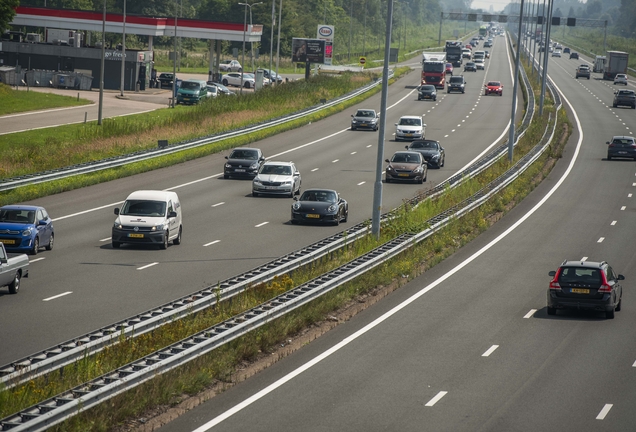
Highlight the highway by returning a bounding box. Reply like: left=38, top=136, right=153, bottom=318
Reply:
left=141, top=36, right=636, bottom=431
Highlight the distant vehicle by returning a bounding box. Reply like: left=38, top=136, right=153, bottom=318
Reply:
left=207, top=81, right=236, bottom=96
left=405, top=140, right=445, bottom=168
left=474, top=58, right=485, bottom=70
left=384, top=151, right=428, bottom=184
left=447, top=75, right=467, bottom=93
left=219, top=59, right=242, bottom=72
left=613, top=74, right=628, bottom=85
left=575, top=65, right=590, bottom=79
left=205, top=85, right=218, bottom=98
left=0, top=205, right=54, bottom=255
left=0, top=242, right=29, bottom=294
left=484, top=50, right=490, bottom=58
left=603, top=51, right=629, bottom=80
left=350, top=109, right=379, bottom=131
left=445, top=62, right=453, bottom=74
left=257, top=68, right=283, bottom=84
left=552, top=50, right=561, bottom=57
left=445, top=40, right=464, bottom=67
left=606, top=136, right=636, bottom=160
left=563, top=47, right=571, bottom=54
left=176, top=79, right=208, bottom=105
left=252, top=161, right=301, bottom=198
left=484, top=81, right=503, bottom=96
left=290, top=189, right=348, bottom=225
left=612, top=89, right=636, bottom=109
left=394, top=115, right=425, bottom=141
left=462, top=48, right=472, bottom=59
left=158, top=73, right=175, bottom=88
left=224, top=147, right=265, bottom=179
left=417, top=85, right=437, bottom=101
left=222, top=72, right=255, bottom=88
left=484, top=40, right=492, bottom=48
left=547, top=260, right=624, bottom=319
left=464, top=62, right=477, bottom=72
left=421, top=52, right=447, bottom=88
left=569, top=52, right=579, bottom=60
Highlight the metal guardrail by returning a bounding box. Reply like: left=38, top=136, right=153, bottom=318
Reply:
left=0, top=71, right=393, bottom=193
left=0, top=67, right=558, bottom=431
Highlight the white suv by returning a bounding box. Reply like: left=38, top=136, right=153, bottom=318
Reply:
left=395, top=116, right=425, bottom=141
left=613, top=74, right=628, bottom=85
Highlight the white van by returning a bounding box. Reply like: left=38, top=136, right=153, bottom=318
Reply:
left=112, top=190, right=182, bottom=249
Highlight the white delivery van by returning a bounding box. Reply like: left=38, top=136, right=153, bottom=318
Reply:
left=112, top=190, right=182, bottom=249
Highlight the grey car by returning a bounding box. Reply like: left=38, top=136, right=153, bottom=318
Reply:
left=224, top=147, right=265, bottom=179
left=252, top=161, right=301, bottom=197
left=612, top=89, right=636, bottom=109
left=607, top=136, right=636, bottom=160
left=405, top=140, right=445, bottom=168
left=351, top=109, right=379, bottom=131
left=548, top=260, right=624, bottom=319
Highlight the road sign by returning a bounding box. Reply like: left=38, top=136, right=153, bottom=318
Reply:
left=359, top=56, right=366, bottom=66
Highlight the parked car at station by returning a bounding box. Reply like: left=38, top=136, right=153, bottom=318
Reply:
left=219, top=59, right=242, bottom=72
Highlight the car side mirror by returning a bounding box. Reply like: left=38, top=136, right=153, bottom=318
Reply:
left=293, top=196, right=298, bottom=201
left=484, top=84, right=487, bottom=87
left=385, top=159, right=390, bottom=163
left=168, top=211, right=177, bottom=218
left=114, top=208, right=120, bottom=215
left=294, top=172, right=300, bottom=176
left=405, top=146, right=409, bottom=150
left=259, top=157, right=265, bottom=161
left=394, top=123, right=398, bottom=126
left=351, top=114, right=354, bottom=117
left=423, top=124, right=427, bottom=127
left=225, top=156, right=229, bottom=160
left=39, top=220, right=47, bottom=226
left=606, top=141, right=610, bottom=145
left=618, top=274, right=625, bottom=280
left=548, top=270, right=556, bottom=277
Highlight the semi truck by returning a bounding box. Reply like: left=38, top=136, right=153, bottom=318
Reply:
left=602, top=51, right=628, bottom=80
left=445, top=40, right=463, bottom=67
left=421, top=52, right=447, bottom=88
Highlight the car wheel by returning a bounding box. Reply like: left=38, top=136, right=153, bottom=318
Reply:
left=441, top=156, right=445, bottom=167
left=252, top=191, right=259, bottom=197
left=238, top=68, right=242, bottom=73
left=462, top=90, right=465, bottom=93
left=374, top=126, right=379, bottom=131
left=112, top=241, right=121, bottom=249
left=547, top=306, right=556, bottom=316
left=334, top=212, right=340, bottom=226
left=8, top=272, right=20, bottom=294
left=173, top=226, right=182, bottom=245
left=160, top=231, right=169, bottom=250
left=418, top=176, right=424, bottom=184
left=244, top=82, right=251, bottom=89
left=222, top=79, right=229, bottom=86
left=587, top=77, right=590, bottom=80
left=30, top=237, right=39, bottom=256
left=500, top=93, right=502, bottom=96
left=606, top=309, right=615, bottom=319
left=343, top=210, right=348, bottom=223
left=45, top=233, right=54, bottom=251
left=616, top=297, right=622, bottom=312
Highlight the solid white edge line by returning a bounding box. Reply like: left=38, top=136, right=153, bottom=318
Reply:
left=482, top=345, right=499, bottom=357
left=523, top=309, right=537, bottom=319
left=425, top=391, right=448, bottom=407
left=43, top=292, right=72, bottom=302
left=137, top=262, right=159, bottom=270
left=190, top=84, right=585, bottom=431
left=596, top=404, right=613, bottom=420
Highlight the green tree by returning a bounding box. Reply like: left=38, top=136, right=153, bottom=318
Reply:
left=0, top=0, right=20, bottom=33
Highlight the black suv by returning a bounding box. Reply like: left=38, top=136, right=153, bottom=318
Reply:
left=547, top=260, right=624, bottom=319
left=613, top=89, right=636, bottom=109
left=447, top=75, right=466, bottom=94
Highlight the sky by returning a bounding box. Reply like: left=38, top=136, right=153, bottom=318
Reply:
left=469, top=0, right=512, bottom=13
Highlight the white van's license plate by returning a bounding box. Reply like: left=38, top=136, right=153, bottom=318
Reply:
left=128, top=233, right=144, bottom=238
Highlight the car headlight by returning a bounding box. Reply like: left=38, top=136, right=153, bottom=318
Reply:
left=283, top=181, right=292, bottom=185
left=113, top=222, right=122, bottom=229
left=292, top=202, right=301, bottom=211
left=328, top=204, right=337, bottom=213
left=431, top=154, right=440, bottom=160
left=351, top=119, right=357, bottom=123
left=225, top=163, right=232, bottom=169
left=413, top=166, right=422, bottom=173
left=22, top=229, right=32, bottom=237
left=253, top=178, right=262, bottom=185
left=151, top=224, right=164, bottom=232
left=249, top=162, right=259, bottom=170
left=386, top=165, right=394, bottom=172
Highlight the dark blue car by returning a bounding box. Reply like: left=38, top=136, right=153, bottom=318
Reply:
left=0, top=205, right=54, bottom=255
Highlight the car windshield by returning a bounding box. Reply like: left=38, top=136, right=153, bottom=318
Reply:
left=410, top=141, right=438, bottom=149
left=612, top=138, right=635, bottom=145
left=300, top=190, right=337, bottom=202
left=558, top=267, right=601, bottom=284
left=261, top=165, right=292, bottom=175
left=488, top=82, right=501, bottom=86
left=399, top=118, right=421, bottom=126
left=230, top=149, right=259, bottom=160
left=391, top=153, right=421, bottom=163
left=0, top=209, right=35, bottom=224
left=181, top=81, right=201, bottom=90
left=618, top=90, right=634, bottom=95
left=120, top=200, right=166, bottom=217
left=356, top=110, right=375, bottom=117
left=451, top=77, right=464, bottom=83
left=420, top=85, right=435, bottom=91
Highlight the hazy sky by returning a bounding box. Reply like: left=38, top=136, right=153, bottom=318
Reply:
left=469, top=0, right=510, bottom=13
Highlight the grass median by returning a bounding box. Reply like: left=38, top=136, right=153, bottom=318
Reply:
left=0, top=84, right=91, bottom=116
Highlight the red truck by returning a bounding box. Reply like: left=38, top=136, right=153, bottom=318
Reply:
left=421, top=52, right=447, bottom=89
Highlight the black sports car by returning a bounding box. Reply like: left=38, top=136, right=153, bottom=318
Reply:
left=405, top=140, right=445, bottom=168
left=290, top=189, right=348, bottom=225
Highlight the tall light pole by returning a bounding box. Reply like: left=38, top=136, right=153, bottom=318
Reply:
left=119, top=0, right=126, bottom=97
left=507, top=0, right=525, bottom=162
left=275, top=0, right=282, bottom=82
left=98, top=0, right=106, bottom=125
left=269, top=0, right=275, bottom=80
left=172, top=1, right=178, bottom=107
left=348, top=0, right=353, bottom=62
left=238, top=3, right=262, bottom=92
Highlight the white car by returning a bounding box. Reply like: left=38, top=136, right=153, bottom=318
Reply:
left=222, top=72, right=255, bottom=89
left=219, top=59, right=242, bottom=72
left=252, top=161, right=301, bottom=197
left=552, top=50, right=561, bottom=57
left=614, top=74, right=628, bottom=85
left=474, top=58, right=485, bottom=70
left=395, top=115, right=426, bottom=141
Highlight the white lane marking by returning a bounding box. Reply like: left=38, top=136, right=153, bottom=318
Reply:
left=357, top=181, right=366, bottom=186
left=596, top=404, right=613, bottom=420
left=366, top=145, right=372, bottom=148
left=332, top=159, right=339, bottom=163
left=611, top=221, right=617, bottom=226
left=633, top=360, right=636, bottom=367
left=482, top=345, right=499, bottom=357
left=203, top=240, right=220, bottom=247
left=255, top=222, right=269, bottom=228
left=633, top=183, right=636, bottom=187
left=0, top=104, right=96, bottom=119
left=620, top=206, right=626, bottom=210
left=137, top=262, right=159, bottom=270
left=523, top=309, right=537, bottom=318
left=581, top=256, right=588, bottom=261
left=43, top=292, right=72, bottom=301
left=351, top=151, right=357, bottom=155
left=100, top=237, right=111, bottom=242
left=598, top=237, right=605, bottom=243
left=630, top=194, right=634, bottom=197
left=29, top=257, right=46, bottom=263
left=53, top=200, right=125, bottom=222
left=425, top=391, right=448, bottom=407
left=444, top=134, right=449, bottom=138
left=212, top=202, right=225, bottom=207
left=451, top=129, right=456, bottom=132
left=311, top=168, right=319, bottom=172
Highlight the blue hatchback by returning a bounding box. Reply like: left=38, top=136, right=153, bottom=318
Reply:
left=0, top=205, right=54, bottom=255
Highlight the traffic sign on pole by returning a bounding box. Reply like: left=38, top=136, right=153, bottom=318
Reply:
left=359, top=56, right=366, bottom=66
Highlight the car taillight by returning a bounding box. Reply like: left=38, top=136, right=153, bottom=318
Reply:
left=549, top=268, right=562, bottom=290
left=598, top=272, right=612, bottom=293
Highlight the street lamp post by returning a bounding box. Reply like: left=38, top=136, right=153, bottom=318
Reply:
left=238, top=2, right=263, bottom=94
left=119, top=0, right=126, bottom=97
left=98, top=0, right=106, bottom=125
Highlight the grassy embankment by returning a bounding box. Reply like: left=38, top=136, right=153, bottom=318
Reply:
left=0, top=84, right=91, bottom=116
left=0, top=54, right=573, bottom=432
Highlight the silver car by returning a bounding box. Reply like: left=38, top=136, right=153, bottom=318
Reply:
left=252, top=161, right=302, bottom=197
left=222, top=72, right=255, bottom=88
left=614, top=74, right=628, bottom=85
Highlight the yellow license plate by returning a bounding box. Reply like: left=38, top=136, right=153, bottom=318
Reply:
left=398, top=173, right=410, bottom=177
left=306, top=214, right=320, bottom=219
left=0, top=239, right=16, bottom=245
left=571, top=288, right=590, bottom=294
left=128, top=233, right=144, bottom=238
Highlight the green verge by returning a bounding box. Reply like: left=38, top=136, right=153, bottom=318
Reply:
left=0, top=57, right=573, bottom=431
left=0, top=84, right=91, bottom=116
